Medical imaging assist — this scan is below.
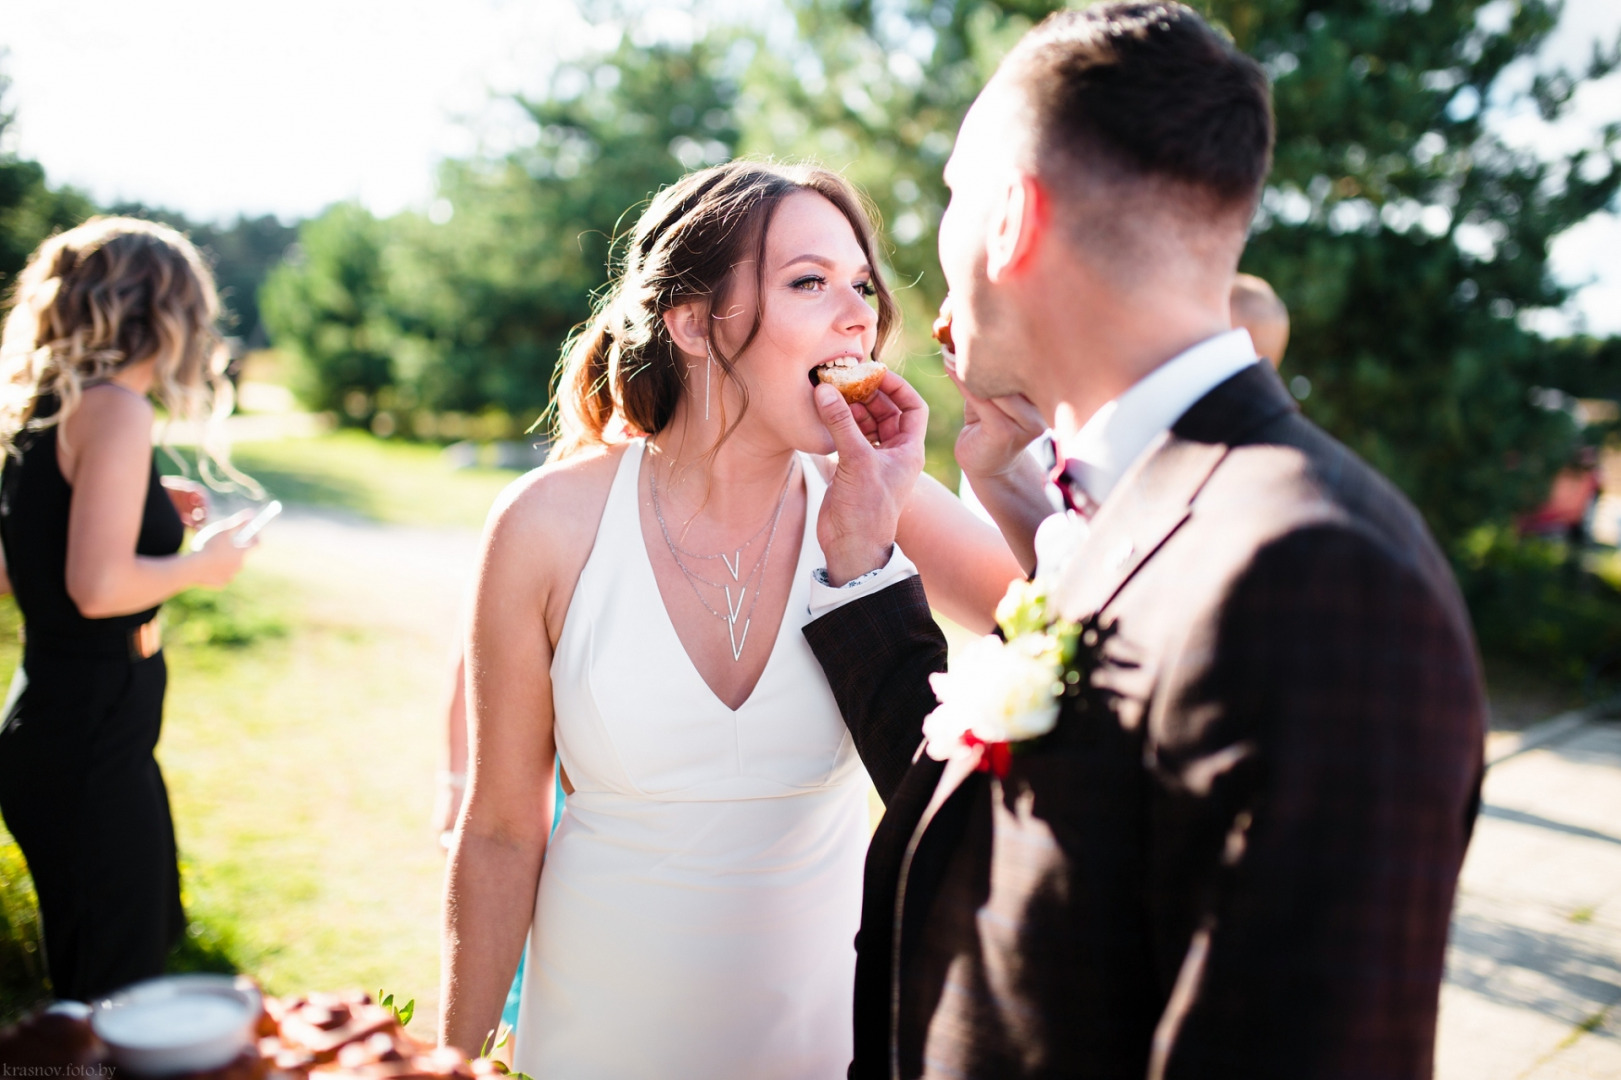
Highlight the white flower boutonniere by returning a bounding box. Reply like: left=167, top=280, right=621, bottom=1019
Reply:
left=924, top=578, right=1108, bottom=776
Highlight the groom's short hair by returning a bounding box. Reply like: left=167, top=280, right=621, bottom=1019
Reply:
left=1001, top=2, right=1273, bottom=223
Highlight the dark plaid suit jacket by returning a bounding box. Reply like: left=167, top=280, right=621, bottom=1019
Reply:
left=804, top=362, right=1486, bottom=1080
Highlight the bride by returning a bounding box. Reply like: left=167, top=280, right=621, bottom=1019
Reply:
left=439, top=161, right=1021, bottom=1074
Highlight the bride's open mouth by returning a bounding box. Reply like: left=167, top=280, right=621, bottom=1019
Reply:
left=809, top=355, right=887, bottom=403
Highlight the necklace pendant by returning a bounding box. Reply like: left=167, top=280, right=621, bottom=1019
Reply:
left=720, top=550, right=743, bottom=581
left=723, top=586, right=750, bottom=660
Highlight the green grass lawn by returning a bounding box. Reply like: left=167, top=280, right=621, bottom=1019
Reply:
left=1, top=430, right=522, bottom=1024
left=174, top=429, right=527, bottom=531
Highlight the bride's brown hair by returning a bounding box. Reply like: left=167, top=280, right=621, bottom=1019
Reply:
left=547, top=161, right=898, bottom=461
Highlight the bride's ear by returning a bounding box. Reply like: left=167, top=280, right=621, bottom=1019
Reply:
left=662, top=302, right=710, bottom=359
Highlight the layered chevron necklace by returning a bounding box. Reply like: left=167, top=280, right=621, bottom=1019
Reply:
left=649, top=455, right=797, bottom=662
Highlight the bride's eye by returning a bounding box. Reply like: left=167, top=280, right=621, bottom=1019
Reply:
left=855, top=280, right=876, bottom=298
left=791, top=275, right=827, bottom=292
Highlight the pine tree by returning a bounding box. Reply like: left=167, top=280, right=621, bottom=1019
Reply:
left=754, top=0, right=1620, bottom=552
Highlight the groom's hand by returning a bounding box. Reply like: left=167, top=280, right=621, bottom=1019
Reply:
left=948, top=353, right=1047, bottom=483
left=946, top=354, right=1052, bottom=576
left=813, top=370, right=928, bottom=586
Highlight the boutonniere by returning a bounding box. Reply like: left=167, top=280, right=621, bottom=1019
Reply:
left=923, top=578, right=1113, bottom=777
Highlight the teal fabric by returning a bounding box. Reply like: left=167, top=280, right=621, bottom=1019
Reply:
left=500, top=769, right=565, bottom=1029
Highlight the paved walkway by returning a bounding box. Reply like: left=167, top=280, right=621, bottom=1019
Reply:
left=1436, top=712, right=1621, bottom=1079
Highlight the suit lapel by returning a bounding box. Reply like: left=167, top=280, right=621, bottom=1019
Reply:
left=1057, top=361, right=1299, bottom=621
left=888, top=434, right=1229, bottom=879
left=901, top=363, right=1297, bottom=848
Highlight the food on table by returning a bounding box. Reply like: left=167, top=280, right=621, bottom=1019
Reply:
left=0, top=989, right=511, bottom=1079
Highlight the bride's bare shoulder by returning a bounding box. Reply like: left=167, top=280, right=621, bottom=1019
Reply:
left=480, top=442, right=629, bottom=568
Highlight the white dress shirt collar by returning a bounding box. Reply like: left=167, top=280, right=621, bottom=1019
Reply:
left=1059, top=328, right=1260, bottom=506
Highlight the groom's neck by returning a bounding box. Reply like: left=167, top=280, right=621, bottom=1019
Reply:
left=1027, top=258, right=1234, bottom=436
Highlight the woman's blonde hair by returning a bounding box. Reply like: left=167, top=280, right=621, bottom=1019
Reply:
left=0, top=216, right=246, bottom=487
left=547, top=161, right=899, bottom=461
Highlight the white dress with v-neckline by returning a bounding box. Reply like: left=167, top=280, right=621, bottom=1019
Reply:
left=515, top=438, right=870, bottom=1077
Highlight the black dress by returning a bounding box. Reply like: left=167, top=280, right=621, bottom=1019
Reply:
left=0, top=394, right=187, bottom=1001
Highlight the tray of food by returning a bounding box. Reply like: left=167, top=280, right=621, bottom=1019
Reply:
left=0, top=978, right=508, bottom=1079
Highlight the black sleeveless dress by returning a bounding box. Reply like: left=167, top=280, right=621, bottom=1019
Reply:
left=0, top=393, right=187, bottom=1001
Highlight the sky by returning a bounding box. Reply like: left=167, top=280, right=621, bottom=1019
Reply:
left=1, top=0, right=1618, bottom=332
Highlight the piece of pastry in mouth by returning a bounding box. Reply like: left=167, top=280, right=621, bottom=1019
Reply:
left=932, top=296, right=954, bottom=351
left=811, top=355, right=888, bottom=403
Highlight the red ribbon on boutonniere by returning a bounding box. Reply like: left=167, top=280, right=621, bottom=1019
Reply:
left=961, top=732, right=1014, bottom=778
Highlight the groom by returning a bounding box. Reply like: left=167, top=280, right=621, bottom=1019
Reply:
left=808, top=3, right=1486, bottom=1077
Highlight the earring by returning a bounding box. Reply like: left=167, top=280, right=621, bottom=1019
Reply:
left=703, top=340, right=715, bottom=421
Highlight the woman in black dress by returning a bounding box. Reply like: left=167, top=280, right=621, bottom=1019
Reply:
left=0, top=217, right=257, bottom=1001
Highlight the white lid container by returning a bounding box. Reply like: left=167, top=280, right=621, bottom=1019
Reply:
left=91, top=974, right=261, bottom=1076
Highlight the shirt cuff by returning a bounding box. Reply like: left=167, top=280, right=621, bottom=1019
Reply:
left=808, top=544, right=919, bottom=619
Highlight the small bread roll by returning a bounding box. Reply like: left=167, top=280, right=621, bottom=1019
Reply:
left=816, top=358, right=888, bottom=403
left=931, top=296, right=954, bottom=350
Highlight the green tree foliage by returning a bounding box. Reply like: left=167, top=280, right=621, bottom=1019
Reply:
left=1222, top=0, right=1618, bottom=549
left=394, top=37, right=741, bottom=421
left=107, top=202, right=297, bottom=347
left=195, top=214, right=300, bottom=347
left=758, top=0, right=1620, bottom=553
left=263, top=38, right=742, bottom=429
left=261, top=203, right=396, bottom=417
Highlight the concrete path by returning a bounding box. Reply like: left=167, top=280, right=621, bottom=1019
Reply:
left=1436, top=712, right=1621, bottom=1079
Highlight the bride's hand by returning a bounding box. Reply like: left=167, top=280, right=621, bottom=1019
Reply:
left=813, top=369, right=928, bottom=586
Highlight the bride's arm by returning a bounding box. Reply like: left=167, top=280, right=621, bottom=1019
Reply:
left=440, top=474, right=563, bottom=1053
left=896, top=473, right=1025, bottom=634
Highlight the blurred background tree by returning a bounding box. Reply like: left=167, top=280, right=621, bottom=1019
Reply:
left=104, top=202, right=298, bottom=352
left=261, top=37, right=742, bottom=433
left=760, top=0, right=1619, bottom=558
left=260, top=202, right=397, bottom=420
left=3, top=5, right=1620, bottom=676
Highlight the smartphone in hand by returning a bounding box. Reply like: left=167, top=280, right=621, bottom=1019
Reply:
left=189, top=499, right=282, bottom=551
left=231, top=500, right=282, bottom=547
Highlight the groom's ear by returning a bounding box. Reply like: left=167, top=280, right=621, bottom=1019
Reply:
left=986, top=171, right=1048, bottom=284
left=661, top=301, right=710, bottom=359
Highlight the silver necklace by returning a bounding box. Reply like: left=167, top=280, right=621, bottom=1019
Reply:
left=649, top=455, right=797, bottom=661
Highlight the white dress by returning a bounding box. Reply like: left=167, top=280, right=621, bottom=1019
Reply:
left=514, top=439, right=871, bottom=1078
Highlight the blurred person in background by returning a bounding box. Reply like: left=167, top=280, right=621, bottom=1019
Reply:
left=0, top=218, right=257, bottom=1002
left=1518, top=444, right=1601, bottom=545
left=1231, top=271, right=1290, bottom=367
